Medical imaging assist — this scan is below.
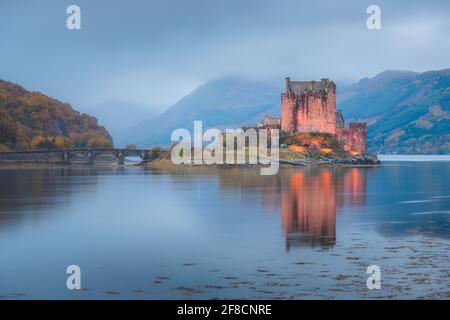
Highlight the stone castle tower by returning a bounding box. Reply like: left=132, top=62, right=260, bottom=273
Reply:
left=281, top=77, right=367, bottom=154
left=281, top=77, right=337, bottom=134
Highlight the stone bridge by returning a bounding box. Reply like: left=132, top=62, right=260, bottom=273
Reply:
left=0, top=148, right=155, bottom=165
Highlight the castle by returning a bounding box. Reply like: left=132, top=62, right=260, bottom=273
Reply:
left=281, top=77, right=367, bottom=155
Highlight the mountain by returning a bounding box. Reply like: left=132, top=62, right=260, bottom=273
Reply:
left=0, top=80, right=112, bottom=151
left=337, top=69, right=450, bottom=154
left=125, top=77, right=279, bottom=147
left=85, top=100, right=158, bottom=146
left=127, top=71, right=450, bottom=154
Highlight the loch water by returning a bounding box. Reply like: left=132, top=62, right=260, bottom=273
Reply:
left=0, top=158, right=449, bottom=299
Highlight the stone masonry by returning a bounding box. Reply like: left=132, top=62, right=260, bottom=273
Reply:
left=281, top=77, right=367, bottom=155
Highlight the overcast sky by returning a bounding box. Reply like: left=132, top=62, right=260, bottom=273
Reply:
left=1, top=0, right=449, bottom=111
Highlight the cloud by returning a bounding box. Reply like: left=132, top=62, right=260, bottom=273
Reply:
left=0, top=0, right=449, bottom=110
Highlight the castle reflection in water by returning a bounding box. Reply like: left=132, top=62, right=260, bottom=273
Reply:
left=217, top=167, right=368, bottom=251
left=281, top=168, right=367, bottom=250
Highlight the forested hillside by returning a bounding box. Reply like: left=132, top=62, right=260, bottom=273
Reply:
left=0, top=80, right=112, bottom=151
left=338, top=69, right=450, bottom=154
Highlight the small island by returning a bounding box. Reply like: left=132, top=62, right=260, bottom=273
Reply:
left=254, top=77, right=379, bottom=166
left=146, top=77, right=379, bottom=169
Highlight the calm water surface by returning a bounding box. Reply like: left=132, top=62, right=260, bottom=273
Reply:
left=0, top=160, right=449, bottom=299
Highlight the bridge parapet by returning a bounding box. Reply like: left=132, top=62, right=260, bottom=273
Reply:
left=0, top=148, right=153, bottom=165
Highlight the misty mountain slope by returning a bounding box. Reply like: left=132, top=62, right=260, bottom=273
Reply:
left=124, top=69, right=449, bottom=154
left=85, top=100, right=157, bottom=145
left=338, top=69, right=450, bottom=154
left=126, top=77, right=279, bottom=147
left=337, top=70, right=420, bottom=121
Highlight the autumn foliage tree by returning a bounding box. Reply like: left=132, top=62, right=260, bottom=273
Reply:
left=87, top=137, right=113, bottom=148
left=0, top=80, right=113, bottom=150
left=30, top=135, right=51, bottom=149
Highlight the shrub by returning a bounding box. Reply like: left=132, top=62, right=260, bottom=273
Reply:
left=150, top=146, right=162, bottom=159
left=0, top=143, right=10, bottom=152
left=30, top=135, right=52, bottom=149
left=87, top=137, right=113, bottom=148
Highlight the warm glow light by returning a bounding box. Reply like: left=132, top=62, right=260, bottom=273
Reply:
left=319, top=148, right=334, bottom=154
left=289, top=145, right=306, bottom=153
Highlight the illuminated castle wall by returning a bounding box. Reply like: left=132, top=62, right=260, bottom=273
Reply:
left=281, top=77, right=367, bottom=155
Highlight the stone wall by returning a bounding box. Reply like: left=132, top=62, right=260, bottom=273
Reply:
left=296, top=87, right=336, bottom=135
left=0, top=150, right=66, bottom=163
left=336, top=123, right=367, bottom=155
left=281, top=93, right=297, bottom=132
left=281, top=79, right=336, bottom=134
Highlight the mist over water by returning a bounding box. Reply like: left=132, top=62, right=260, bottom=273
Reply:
left=0, top=161, right=449, bottom=299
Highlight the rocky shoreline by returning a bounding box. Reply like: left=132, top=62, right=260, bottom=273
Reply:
left=278, top=154, right=379, bottom=167
left=143, top=153, right=380, bottom=169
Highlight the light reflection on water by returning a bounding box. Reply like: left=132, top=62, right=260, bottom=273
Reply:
left=0, top=161, right=449, bottom=299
